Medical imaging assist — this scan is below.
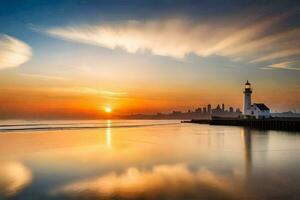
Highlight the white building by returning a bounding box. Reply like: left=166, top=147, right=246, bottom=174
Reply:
left=243, top=81, right=271, bottom=119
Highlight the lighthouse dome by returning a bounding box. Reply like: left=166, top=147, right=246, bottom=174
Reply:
left=245, top=80, right=251, bottom=89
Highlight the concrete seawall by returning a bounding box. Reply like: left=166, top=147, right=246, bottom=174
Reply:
left=184, top=118, right=300, bottom=131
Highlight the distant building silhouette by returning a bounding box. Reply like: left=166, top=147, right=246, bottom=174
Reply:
left=195, top=107, right=202, bottom=113
left=172, top=111, right=182, bottom=115
left=207, top=104, right=211, bottom=113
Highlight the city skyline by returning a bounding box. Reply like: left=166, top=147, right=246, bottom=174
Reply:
left=0, top=0, right=300, bottom=119
left=125, top=102, right=242, bottom=120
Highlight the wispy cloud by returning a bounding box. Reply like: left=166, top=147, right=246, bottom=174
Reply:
left=99, top=90, right=127, bottom=96
left=20, top=73, right=67, bottom=80
left=44, top=13, right=300, bottom=67
left=0, top=34, right=32, bottom=69
left=251, top=49, right=300, bottom=63
left=264, top=61, right=300, bottom=71
left=48, top=87, right=128, bottom=98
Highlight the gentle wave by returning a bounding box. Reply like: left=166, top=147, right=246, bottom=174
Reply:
left=0, top=121, right=179, bottom=132
left=0, top=122, right=114, bottom=127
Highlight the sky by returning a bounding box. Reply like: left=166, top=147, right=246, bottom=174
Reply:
left=0, top=0, right=300, bottom=119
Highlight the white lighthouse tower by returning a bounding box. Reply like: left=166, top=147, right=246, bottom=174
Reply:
left=243, top=80, right=252, bottom=116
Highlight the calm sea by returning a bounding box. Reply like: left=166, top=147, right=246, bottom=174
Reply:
left=0, top=120, right=300, bottom=200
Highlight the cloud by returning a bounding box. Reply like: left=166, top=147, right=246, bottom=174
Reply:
left=20, top=73, right=67, bottom=80
left=0, top=161, right=32, bottom=197
left=251, top=49, right=300, bottom=63
left=99, top=90, right=127, bottom=96
left=55, top=87, right=127, bottom=97
left=42, top=87, right=128, bottom=100
left=44, top=14, right=300, bottom=66
left=0, top=34, right=32, bottom=69
left=265, top=61, right=300, bottom=71
left=52, top=164, right=241, bottom=200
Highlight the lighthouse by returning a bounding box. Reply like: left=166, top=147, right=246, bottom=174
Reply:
left=243, top=80, right=252, bottom=115
left=242, top=81, right=271, bottom=119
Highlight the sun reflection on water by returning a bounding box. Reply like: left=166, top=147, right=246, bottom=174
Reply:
left=106, top=120, right=112, bottom=148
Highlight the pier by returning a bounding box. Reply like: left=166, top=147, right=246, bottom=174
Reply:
left=183, top=118, right=300, bottom=131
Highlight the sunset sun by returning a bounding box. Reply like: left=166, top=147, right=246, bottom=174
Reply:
left=104, top=106, right=112, bottom=113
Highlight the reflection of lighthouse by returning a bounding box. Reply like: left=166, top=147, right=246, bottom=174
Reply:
left=243, top=80, right=252, bottom=116
left=241, top=128, right=252, bottom=177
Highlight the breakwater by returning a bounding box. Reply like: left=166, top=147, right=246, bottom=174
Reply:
left=183, top=118, right=300, bottom=131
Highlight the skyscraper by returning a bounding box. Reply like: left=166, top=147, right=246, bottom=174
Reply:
left=207, top=104, right=211, bottom=113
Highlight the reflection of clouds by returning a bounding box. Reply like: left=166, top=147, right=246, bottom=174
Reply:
left=0, top=161, right=32, bottom=197
left=54, top=164, right=240, bottom=200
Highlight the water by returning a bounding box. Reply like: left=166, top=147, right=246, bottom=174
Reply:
left=0, top=120, right=300, bottom=200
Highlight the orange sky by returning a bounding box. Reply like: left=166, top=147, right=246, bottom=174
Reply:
left=0, top=71, right=299, bottom=119
left=1, top=2, right=300, bottom=119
